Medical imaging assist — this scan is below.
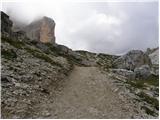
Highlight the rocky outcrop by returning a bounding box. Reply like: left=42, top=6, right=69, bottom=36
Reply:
left=1, top=12, right=73, bottom=118
left=113, top=50, right=152, bottom=71
left=13, top=30, right=27, bottom=41
left=148, top=48, right=159, bottom=76
left=1, top=11, right=27, bottom=41
left=149, top=48, right=159, bottom=65
left=134, top=65, right=151, bottom=79
left=24, top=16, right=55, bottom=43
left=111, top=69, right=136, bottom=80
left=1, top=11, right=13, bottom=37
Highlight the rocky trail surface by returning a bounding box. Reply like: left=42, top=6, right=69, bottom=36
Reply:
left=42, top=66, right=141, bottom=119
left=1, top=11, right=158, bottom=119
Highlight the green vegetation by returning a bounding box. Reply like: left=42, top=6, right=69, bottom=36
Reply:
left=75, top=50, right=96, bottom=60
left=125, top=80, right=145, bottom=89
left=25, top=46, right=63, bottom=68
left=76, top=50, right=96, bottom=56
left=2, top=37, right=25, bottom=49
left=1, top=49, right=17, bottom=60
left=44, top=43, right=62, bottom=56
left=125, top=74, right=159, bottom=89
left=97, top=53, right=117, bottom=70
left=24, top=46, right=41, bottom=54
left=2, top=37, right=72, bottom=72
left=137, top=92, right=159, bottom=110
left=141, top=106, right=158, bottom=116
left=145, top=75, right=159, bottom=86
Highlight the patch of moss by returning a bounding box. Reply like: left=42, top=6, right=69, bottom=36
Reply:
left=2, top=37, right=25, bottom=49
left=137, top=92, right=159, bottom=110
left=1, top=49, right=17, bottom=60
left=145, top=75, right=159, bottom=86
left=125, top=75, right=159, bottom=89
left=125, top=80, right=146, bottom=89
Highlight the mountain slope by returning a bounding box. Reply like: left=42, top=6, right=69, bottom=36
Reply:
left=1, top=11, right=159, bottom=118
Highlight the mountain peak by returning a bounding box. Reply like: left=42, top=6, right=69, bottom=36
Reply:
left=24, top=16, right=56, bottom=43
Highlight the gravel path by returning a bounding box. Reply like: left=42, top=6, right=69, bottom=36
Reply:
left=46, top=66, right=139, bottom=118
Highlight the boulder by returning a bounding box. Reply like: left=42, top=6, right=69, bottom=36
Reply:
left=111, top=69, right=136, bottom=80
left=151, top=65, right=159, bottom=76
left=113, top=50, right=152, bottom=71
left=134, top=65, right=151, bottom=79
left=24, top=16, right=55, bottom=43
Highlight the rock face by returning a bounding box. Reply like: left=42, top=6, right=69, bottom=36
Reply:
left=134, top=65, right=151, bottom=79
left=113, top=50, right=152, bottom=71
left=148, top=48, right=159, bottom=65
left=1, top=11, right=13, bottom=37
left=148, top=48, right=159, bottom=76
left=1, top=11, right=27, bottom=41
left=24, top=16, right=55, bottom=43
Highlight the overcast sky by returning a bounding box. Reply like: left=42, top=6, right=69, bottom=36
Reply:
left=2, top=1, right=159, bottom=55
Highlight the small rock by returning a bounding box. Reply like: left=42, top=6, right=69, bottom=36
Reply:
left=111, top=69, right=135, bottom=80
left=42, top=110, right=51, bottom=117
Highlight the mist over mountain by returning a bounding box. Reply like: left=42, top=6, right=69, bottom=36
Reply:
left=2, top=1, right=158, bottom=55
left=1, top=0, right=159, bottom=118
left=1, top=9, right=159, bottom=118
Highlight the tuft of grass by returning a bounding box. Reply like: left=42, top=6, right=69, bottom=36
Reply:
left=125, top=80, right=146, bottom=89
left=1, top=49, right=17, bottom=60
left=141, top=106, right=158, bottom=116
left=144, top=75, right=159, bottom=86
left=2, top=37, right=25, bottom=49
left=137, top=92, right=159, bottom=110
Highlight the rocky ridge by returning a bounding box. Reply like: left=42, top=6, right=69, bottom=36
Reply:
left=1, top=11, right=159, bottom=118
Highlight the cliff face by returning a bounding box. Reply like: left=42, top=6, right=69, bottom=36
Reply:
left=148, top=47, right=159, bottom=65
left=1, top=12, right=74, bottom=119
left=24, top=16, right=56, bottom=43
left=1, top=11, right=13, bottom=37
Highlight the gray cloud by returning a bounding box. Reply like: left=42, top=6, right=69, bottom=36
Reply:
left=2, top=1, right=158, bottom=55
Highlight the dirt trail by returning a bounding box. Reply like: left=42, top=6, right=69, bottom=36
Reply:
left=48, top=66, right=136, bottom=118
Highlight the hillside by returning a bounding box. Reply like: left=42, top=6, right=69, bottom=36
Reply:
left=1, top=11, right=159, bottom=118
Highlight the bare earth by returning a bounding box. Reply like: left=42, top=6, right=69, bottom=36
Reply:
left=43, top=66, right=140, bottom=119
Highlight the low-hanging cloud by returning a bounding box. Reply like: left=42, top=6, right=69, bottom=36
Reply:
left=2, top=1, right=158, bottom=55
